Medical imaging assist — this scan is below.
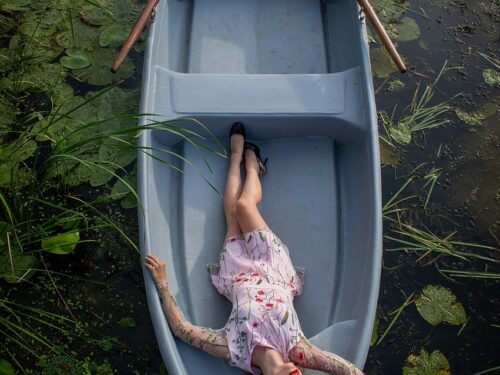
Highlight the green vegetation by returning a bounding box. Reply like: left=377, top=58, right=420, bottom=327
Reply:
left=403, top=349, right=451, bottom=375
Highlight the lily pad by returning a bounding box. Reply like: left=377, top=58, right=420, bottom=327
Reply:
left=79, top=0, right=142, bottom=27
left=60, top=49, right=91, bottom=70
left=119, top=317, right=136, bottom=328
left=454, top=102, right=498, bottom=126
left=1, top=1, right=31, bottom=11
left=0, top=139, right=37, bottom=187
left=55, top=18, right=102, bottom=51
left=392, top=17, right=421, bottom=42
left=403, top=349, right=451, bottom=375
left=379, top=139, right=400, bottom=167
left=388, top=122, right=412, bottom=144
left=454, top=108, right=484, bottom=126
left=72, top=48, right=135, bottom=86
left=0, top=359, right=14, bottom=375
left=415, top=285, right=466, bottom=326
left=0, top=254, right=37, bottom=283
left=111, top=166, right=137, bottom=209
left=372, top=0, right=408, bottom=23
left=388, top=79, right=406, bottom=92
left=483, top=68, right=500, bottom=87
left=370, top=47, right=399, bottom=78
left=41, top=231, right=80, bottom=255
left=99, top=23, right=129, bottom=48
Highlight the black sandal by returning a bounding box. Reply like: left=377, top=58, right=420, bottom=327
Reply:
left=229, top=122, right=246, bottom=141
left=244, top=142, right=268, bottom=176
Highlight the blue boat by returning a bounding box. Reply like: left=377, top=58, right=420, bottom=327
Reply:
left=138, top=0, right=382, bottom=373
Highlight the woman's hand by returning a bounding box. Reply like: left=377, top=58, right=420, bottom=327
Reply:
left=144, top=254, right=167, bottom=285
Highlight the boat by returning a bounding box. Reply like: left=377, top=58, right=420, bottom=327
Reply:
left=138, top=0, right=382, bottom=373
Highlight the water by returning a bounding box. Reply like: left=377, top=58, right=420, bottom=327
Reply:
left=0, top=0, right=498, bottom=374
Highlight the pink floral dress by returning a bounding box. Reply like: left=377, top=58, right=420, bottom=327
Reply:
left=209, top=228, right=305, bottom=374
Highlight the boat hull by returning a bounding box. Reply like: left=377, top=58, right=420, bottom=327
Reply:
left=138, top=1, right=382, bottom=374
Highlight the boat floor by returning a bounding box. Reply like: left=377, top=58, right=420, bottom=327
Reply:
left=152, top=135, right=346, bottom=340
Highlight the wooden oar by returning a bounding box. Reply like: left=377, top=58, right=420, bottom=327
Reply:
left=111, top=0, right=160, bottom=73
left=357, top=0, right=407, bottom=73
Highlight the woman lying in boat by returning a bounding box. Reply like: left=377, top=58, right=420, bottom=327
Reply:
left=145, top=123, right=364, bottom=375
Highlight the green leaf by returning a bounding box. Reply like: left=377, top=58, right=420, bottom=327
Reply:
left=72, top=48, right=135, bottom=86
left=0, top=359, right=14, bottom=375
left=483, top=68, right=500, bottom=87
left=392, top=17, right=421, bottom=42
left=403, top=349, right=451, bottom=375
left=0, top=254, right=37, bottom=283
left=388, top=122, right=412, bottom=144
left=41, top=231, right=80, bottom=255
left=415, top=285, right=467, bottom=326
left=370, top=47, right=398, bottom=78
left=99, top=23, right=129, bottom=47
left=60, top=49, right=91, bottom=70
left=119, top=317, right=136, bottom=328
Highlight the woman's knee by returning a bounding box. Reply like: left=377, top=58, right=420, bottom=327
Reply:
left=236, top=197, right=255, bottom=218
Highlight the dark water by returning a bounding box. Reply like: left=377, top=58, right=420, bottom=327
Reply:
left=0, top=0, right=498, bottom=374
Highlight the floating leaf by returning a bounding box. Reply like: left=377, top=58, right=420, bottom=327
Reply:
left=99, top=23, right=128, bottom=47
left=0, top=254, right=37, bottom=283
left=379, top=139, right=400, bottom=167
left=0, top=359, right=14, bottom=375
left=388, top=122, right=412, bottom=144
left=55, top=18, right=101, bottom=51
left=60, top=49, right=91, bottom=70
left=483, top=68, right=500, bottom=87
left=372, top=0, right=408, bottom=23
left=392, top=17, right=421, bottom=42
left=388, top=79, right=405, bottom=92
left=454, top=103, right=497, bottom=126
left=370, top=47, right=398, bottom=78
left=41, top=231, right=80, bottom=255
left=119, top=317, right=136, bottom=328
left=403, top=349, right=451, bottom=375
left=415, top=285, right=466, bottom=326
left=72, top=48, right=135, bottom=86
left=454, top=108, right=484, bottom=126
left=111, top=166, right=137, bottom=209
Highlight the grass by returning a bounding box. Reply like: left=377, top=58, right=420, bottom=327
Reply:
left=379, top=61, right=455, bottom=146
left=385, top=223, right=499, bottom=266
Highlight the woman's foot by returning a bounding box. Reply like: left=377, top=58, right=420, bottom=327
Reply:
left=229, top=122, right=245, bottom=160
left=244, top=142, right=268, bottom=176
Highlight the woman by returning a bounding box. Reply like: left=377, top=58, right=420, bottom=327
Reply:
left=145, top=123, right=364, bottom=375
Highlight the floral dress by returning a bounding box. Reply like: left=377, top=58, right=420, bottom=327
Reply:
left=209, top=228, right=305, bottom=374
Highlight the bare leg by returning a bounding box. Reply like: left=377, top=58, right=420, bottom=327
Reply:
left=236, top=149, right=268, bottom=233
left=289, top=338, right=364, bottom=375
left=224, top=134, right=244, bottom=239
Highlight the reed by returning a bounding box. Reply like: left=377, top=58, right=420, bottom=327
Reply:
left=385, top=223, right=499, bottom=265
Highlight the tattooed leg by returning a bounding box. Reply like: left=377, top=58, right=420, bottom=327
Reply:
left=289, top=337, right=364, bottom=375
left=157, top=282, right=230, bottom=360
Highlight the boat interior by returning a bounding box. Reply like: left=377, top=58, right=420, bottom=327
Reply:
left=140, top=1, right=380, bottom=373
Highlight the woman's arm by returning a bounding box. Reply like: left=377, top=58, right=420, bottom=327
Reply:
left=144, top=254, right=230, bottom=360
left=289, top=337, right=364, bottom=375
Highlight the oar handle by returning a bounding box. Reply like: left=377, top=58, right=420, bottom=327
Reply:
left=111, top=0, right=160, bottom=73
left=357, top=0, right=407, bottom=73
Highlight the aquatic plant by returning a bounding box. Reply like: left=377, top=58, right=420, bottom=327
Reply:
left=403, top=349, right=451, bottom=375
left=422, top=167, right=441, bottom=209
left=478, top=52, right=500, bottom=87
left=415, top=285, right=466, bottom=326
left=385, top=223, right=498, bottom=265
left=379, top=62, right=452, bottom=146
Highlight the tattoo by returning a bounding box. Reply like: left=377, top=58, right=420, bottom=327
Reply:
left=157, top=285, right=230, bottom=360
left=289, top=336, right=364, bottom=375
